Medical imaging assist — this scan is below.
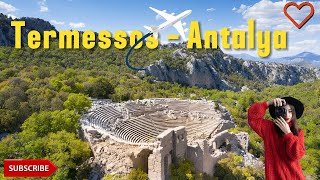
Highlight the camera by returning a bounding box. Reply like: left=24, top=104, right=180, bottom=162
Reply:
left=274, top=107, right=287, bottom=118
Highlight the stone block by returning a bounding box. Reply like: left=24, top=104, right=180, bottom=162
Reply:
left=157, top=129, right=173, bottom=140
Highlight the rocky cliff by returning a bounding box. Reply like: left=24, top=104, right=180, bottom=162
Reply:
left=0, top=13, right=56, bottom=46
left=145, top=45, right=320, bottom=91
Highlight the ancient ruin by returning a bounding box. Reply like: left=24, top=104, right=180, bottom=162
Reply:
left=80, top=98, right=263, bottom=180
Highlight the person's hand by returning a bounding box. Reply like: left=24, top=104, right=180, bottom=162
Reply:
left=267, top=98, right=286, bottom=107
left=274, top=116, right=291, bottom=134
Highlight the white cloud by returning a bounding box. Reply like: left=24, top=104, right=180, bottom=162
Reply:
left=273, top=24, right=294, bottom=30
left=69, top=22, right=85, bottom=29
left=38, top=0, right=48, bottom=13
left=184, top=28, right=189, bottom=32
left=40, top=5, right=48, bottom=12
left=233, top=1, right=320, bottom=30
left=289, top=40, right=319, bottom=53
left=0, top=1, right=17, bottom=13
left=206, top=8, right=215, bottom=12
left=294, top=40, right=317, bottom=45
left=38, top=0, right=46, bottom=4
left=231, top=24, right=249, bottom=31
left=232, top=1, right=319, bottom=33
left=50, top=20, right=65, bottom=25
left=208, top=19, right=213, bottom=22
left=160, top=39, right=169, bottom=45
left=305, top=24, right=320, bottom=32
left=233, top=1, right=287, bottom=30
left=182, top=22, right=187, bottom=26
left=232, top=4, right=250, bottom=14
left=230, top=0, right=320, bottom=56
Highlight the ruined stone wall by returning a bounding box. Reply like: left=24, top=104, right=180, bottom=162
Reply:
left=209, top=130, right=231, bottom=149
left=186, top=141, right=205, bottom=173
left=148, top=129, right=173, bottom=180
left=186, top=130, right=250, bottom=176
left=148, top=127, right=250, bottom=179
left=186, top=139, right=228, bottom=176
left=131, top=149, right=153, bottom=172
left=148, top=127, right=187, bottom=180
left=172, top=126, right=187, bottom=160
left=234, top=132, right=249, bottom=153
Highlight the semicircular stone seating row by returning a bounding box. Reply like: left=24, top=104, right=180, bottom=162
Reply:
left=88, top=105, right=221, bottom=143
left=88, top=106, right=121, bottom=130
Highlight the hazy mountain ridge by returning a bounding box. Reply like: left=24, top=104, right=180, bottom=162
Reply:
left=230, top=52, right=320, bottom=68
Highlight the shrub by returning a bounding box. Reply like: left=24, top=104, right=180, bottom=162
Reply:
left=103, top=174, right=127, bottom=180
left=126, top=168, right=148, bottom=180
left=214, top=153, right=264, bottom=179
left=171, top=158, right=195, bottom=180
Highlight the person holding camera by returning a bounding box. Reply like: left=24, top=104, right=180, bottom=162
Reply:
left=248, top=97, right=305, bottom=180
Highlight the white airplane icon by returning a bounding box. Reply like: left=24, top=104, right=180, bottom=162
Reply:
left=144, top=7, right=192, bottom=41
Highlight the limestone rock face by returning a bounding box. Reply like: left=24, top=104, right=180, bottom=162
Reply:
left=145, top=48, right=320, bottom=91
left=242, top=60, right=320, bottom=84
left=146, top=58, right=238, bottom=91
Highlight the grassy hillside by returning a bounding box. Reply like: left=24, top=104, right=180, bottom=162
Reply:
left=0, top=44, right=319, bottom=179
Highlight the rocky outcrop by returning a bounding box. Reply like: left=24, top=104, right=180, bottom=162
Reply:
left=0, top=13, right=56, bottom=46
left=83, top=127, right=142, bottom=179
left=145, top=47, right=320, bottom=91
left=146, top=58, right=236, bottom=90
left=242, top=60, right=320, bottom=85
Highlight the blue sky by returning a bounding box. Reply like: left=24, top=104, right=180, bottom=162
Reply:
left=1, top=0, right=320, bottom=58
left=0, top=0, right=251, bottom=31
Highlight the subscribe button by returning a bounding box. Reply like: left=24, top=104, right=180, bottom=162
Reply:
left=4, top=159, right=57, bottom=177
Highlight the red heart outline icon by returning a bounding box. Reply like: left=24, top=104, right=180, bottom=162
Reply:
left=284, top=2, right=314, bottom=29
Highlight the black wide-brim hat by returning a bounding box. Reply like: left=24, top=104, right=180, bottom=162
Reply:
left=269, top=96, right=304, bottom=119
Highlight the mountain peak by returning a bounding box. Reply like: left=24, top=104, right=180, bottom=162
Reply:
left=296, top=52, right=317, bottom=56
left=0, top=14, right=56, bottom=46
left=292, top=52, right=320, bottom=60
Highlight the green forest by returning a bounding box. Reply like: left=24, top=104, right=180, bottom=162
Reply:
left=0, top=42, right=319, bottom=179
